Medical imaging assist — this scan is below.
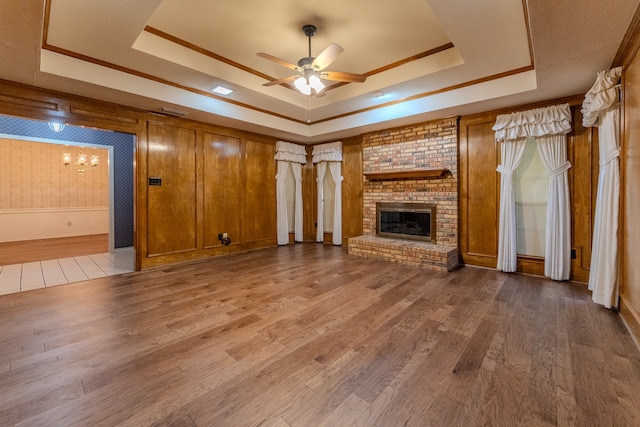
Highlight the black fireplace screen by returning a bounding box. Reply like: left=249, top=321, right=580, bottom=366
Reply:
left=376, top=202, right=436, bottom=243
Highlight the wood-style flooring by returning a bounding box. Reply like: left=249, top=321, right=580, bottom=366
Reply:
left=0, top=234, right=109, bottom=265
left=1, top=244, right=639, bottom=426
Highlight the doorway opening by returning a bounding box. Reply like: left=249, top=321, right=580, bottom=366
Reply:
left=0, top=116, right=135, bottom=295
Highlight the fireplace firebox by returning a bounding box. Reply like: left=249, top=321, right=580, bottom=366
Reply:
left=376, top=202, right=436, bottom=243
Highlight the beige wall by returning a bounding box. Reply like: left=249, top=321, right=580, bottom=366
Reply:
left=0, top=138, right=109, bottom=209
left=0, top=138, right=109, bottom=241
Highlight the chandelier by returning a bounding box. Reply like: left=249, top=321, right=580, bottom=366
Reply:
left=63, top=152, right=99, bottom=174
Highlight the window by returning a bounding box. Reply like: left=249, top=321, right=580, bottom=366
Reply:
left=514, top=138, right=547, bottom=257
left=322, top=170, right=335, bottom=232
left=283, top=164, right=296, bottom=232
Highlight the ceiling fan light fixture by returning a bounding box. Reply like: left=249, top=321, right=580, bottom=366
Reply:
left=258, top=24, right=365, bottom=96
left=308, top=75, right=325, bottom=93
left=294, top=76, right=312, bottom=95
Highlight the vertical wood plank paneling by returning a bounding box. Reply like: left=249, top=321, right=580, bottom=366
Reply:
left=341, top=138, right=363, bottom=245
left=567, top=107, right=596, bottom=283
left=302, top=149, right=315, bottom=242
left=146, top=122, right=197, bottom=256
left=621, top=48, right=640, bottom=339
left=202, top=133, right=242, bottom=248
left=459, top=115, right=499, bottom=268
left=244, top=139, right=276, bottom=245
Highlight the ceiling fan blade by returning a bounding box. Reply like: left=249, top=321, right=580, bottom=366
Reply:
left=321, top=71, right=367, bottom=83
left=312, top=43, right=343, bottom=71
left=263, top=75, right=299, bottom=87
left=257, top=52, right=300, bottom=71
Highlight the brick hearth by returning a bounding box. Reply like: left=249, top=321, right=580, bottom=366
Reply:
left=348, top=235, right=459, bottom=272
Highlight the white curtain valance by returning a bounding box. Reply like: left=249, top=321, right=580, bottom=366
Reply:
left=493, top=104, right=572, bottom=142
left=581, top=67, right=621, bottom=127
left=312, top=141, right=343, bottom=163
left=275, top=141, right=307, bottom=164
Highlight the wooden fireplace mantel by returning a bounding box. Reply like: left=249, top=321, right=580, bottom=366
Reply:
left=364, top=168, right=448, bottom=181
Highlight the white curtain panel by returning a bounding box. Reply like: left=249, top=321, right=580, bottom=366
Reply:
left=291, top=162, right=304, bottom=243
left=496, top=138, right=527, bottom=272
left=582, top=67, right=622, bottom=308
left=315, top=161, right=327, bottom=242
left=536, top=134, right=572, bottom=281
left=274, top=141, right=307, bottom=245
left=275, top=160, right=290, bottom=245
left=588, top=107, right=620, bottom=308
left=328, top=161, right=344, bottom=245
left=312, top=141, right=343, bottom=243
left=493, top=104, right=572, bottom=277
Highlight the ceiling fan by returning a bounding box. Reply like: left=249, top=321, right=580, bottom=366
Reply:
left=257, top=24, right=367, bottom=96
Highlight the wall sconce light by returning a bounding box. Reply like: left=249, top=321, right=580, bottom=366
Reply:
left=63, top=152, right=99, bottom=174
left=48, top=122, right=66, bottom=132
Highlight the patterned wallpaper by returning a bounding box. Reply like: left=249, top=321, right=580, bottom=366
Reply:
left=0, top=116, right=135, bottom=248
left=0, top=139, right=109, bottom=209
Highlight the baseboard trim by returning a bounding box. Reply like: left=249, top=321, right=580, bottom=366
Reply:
left=620, top=294, right=640, bottom=352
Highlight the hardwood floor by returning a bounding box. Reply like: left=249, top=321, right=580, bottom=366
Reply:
left=0, top=244, right=638, bottom=426
left=0, top=234, right=109, bottom=265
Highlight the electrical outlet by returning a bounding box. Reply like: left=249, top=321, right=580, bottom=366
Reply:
left=223, top=232, right=228, bottom=239
left=218, top=233, right=223, bottom=240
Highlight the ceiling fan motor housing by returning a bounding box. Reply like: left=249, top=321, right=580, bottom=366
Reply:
left=302, top=25, right=317, bottom=37
left=297, top=57, right=315, bottom=69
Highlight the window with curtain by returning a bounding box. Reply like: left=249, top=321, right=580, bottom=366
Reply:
left=322, top=171, right=335, bottom=233
left=284, top=164, right=295, bottom=232
left=275, top=140, right=306, bottom=245
left=514, top=138, right=548, bottom=257
left=493, top=103, right=572, bottom=280
left=312, top=141, right=343, bottom=245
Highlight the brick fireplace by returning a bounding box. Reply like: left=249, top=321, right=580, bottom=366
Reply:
left=348, top=118, right=459, bottom=271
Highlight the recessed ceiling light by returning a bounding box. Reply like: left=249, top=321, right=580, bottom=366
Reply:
left=211, top=85, right=234, bottom=96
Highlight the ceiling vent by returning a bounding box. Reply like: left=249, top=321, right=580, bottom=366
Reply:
left=157, top=106, right=188, bottom=117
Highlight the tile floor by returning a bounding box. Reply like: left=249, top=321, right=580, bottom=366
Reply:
left=0, top=248, right=134, bottom=296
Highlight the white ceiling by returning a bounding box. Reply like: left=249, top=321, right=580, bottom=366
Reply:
left=0, top=0, right=637, bottom=143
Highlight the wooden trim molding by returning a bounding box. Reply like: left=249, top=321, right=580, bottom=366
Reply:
left=612, top=2, right=640, bottom=69
left=620, top=294, right=640, bottom=351
left=364, top=168, right=448, bottom=181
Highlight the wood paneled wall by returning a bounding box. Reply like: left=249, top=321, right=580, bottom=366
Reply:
left=202, top=133, right=242, bottom=249
left=0, top=79, right=287, bottom=269
left=339, top=136, right=364, bottom=245
left=141, top=120, right=279, bottom=268
left=459, top=116, right=499, bottom=268
left=620, top=10, right=640, bottom=343
left=459, top=100, right=598, bottom=282
left=146, top=122, right=198, bottom=257
left=0, top=79, right=364, bottom=270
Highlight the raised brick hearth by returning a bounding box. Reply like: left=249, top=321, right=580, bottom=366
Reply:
left=348, top=118, right=460, bottom=270
left=348, top=235, right=459, bottom=272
